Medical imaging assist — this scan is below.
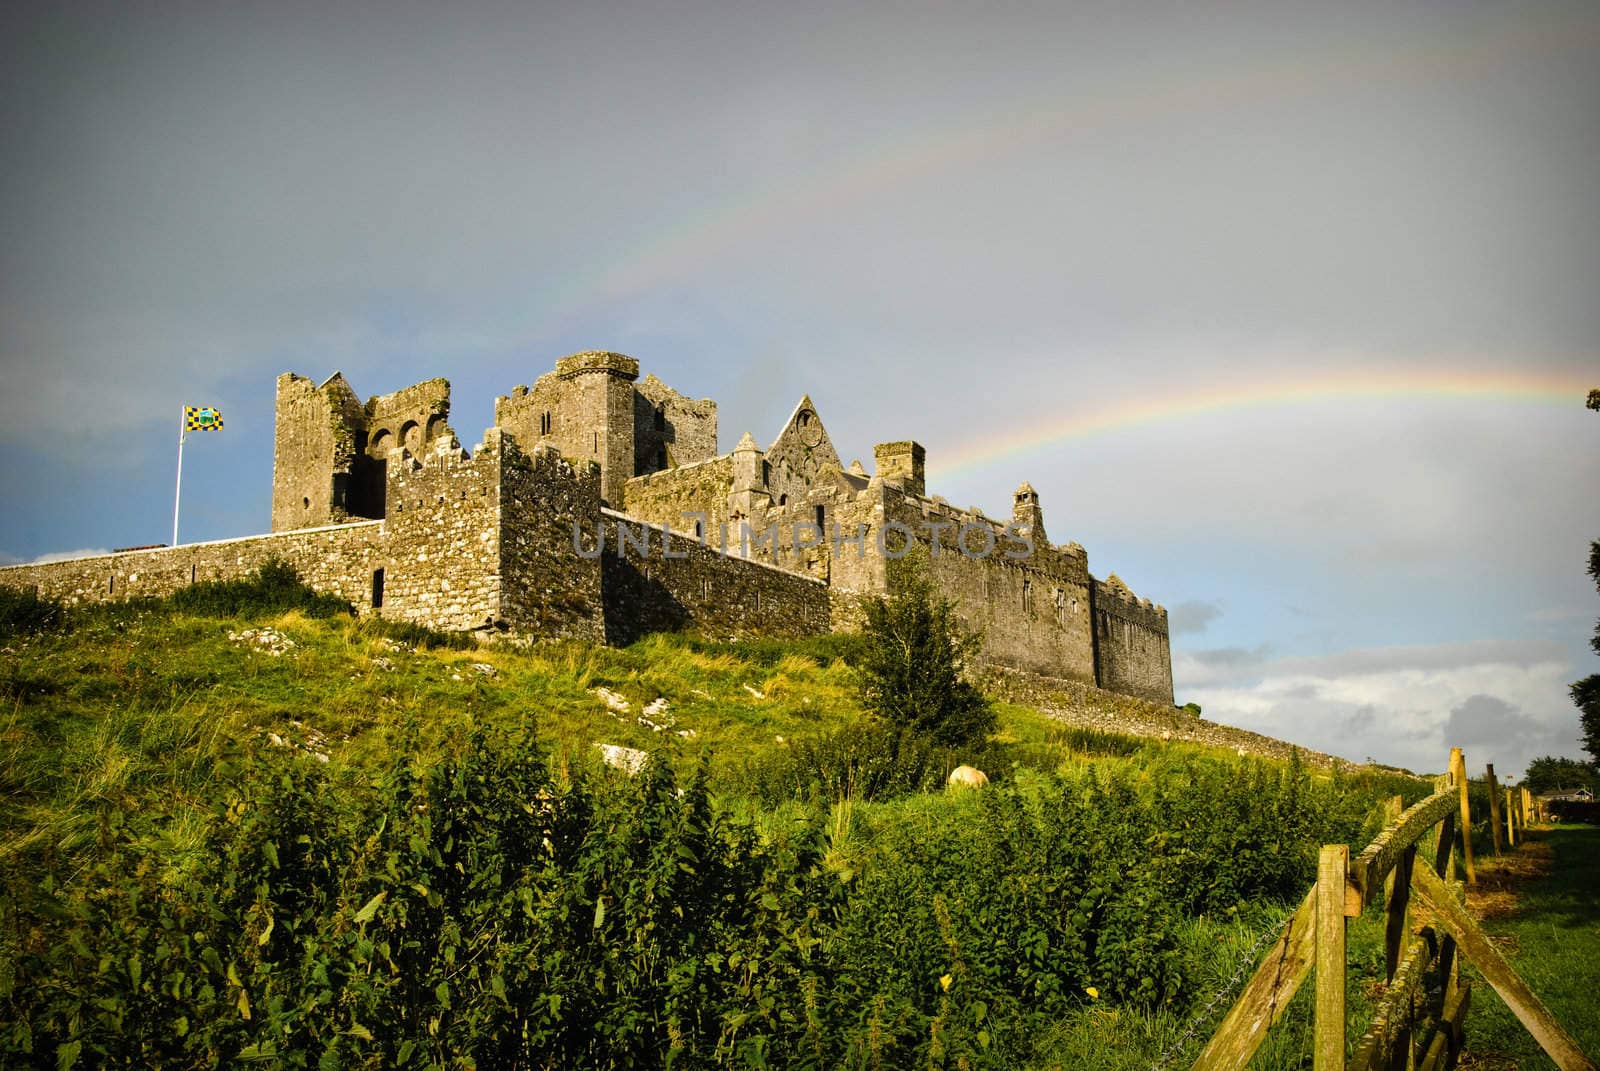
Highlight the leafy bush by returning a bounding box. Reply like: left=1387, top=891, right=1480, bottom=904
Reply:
left=0, top=586, right=66, bottom=640
left=169, top=558, right=351, bottom=619
left=742, top=718, right=955, bottom=804
left=857, top=559, right=996, bottom=746
left=0, top=720, right=1430, bottom=1070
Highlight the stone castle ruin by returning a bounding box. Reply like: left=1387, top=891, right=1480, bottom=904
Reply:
left=1, top=352, right=1174, bottom=703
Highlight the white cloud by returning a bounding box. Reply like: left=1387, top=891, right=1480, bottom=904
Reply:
left=30, top=548, right=112, bottom=564
left=1180, top=641, right=1584, bottom=778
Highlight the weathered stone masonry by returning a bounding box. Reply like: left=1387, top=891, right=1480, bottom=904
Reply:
left=2, top=350, right=1174, bottom=704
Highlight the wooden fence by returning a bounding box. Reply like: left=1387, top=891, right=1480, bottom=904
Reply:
left=1191, top=747, right=1596, bottom=1071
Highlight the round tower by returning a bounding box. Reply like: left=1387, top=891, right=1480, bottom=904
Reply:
left=554, top=351, right=639, bottom=506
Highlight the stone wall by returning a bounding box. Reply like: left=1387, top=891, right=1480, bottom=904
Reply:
left=0, top=521, right=385, bottom=609
left=619, top=456, right=737, bottom=535
left=1091, top=578, right=1174, bottom=704
left=598, top=510, right=830, bottom=646
left=634, top=373, right=717, bottom=474
left=379, top=436, right=504, bottom=631
left=870, top=484, right=1099, bottom=684
left=498, top=437, right=606, bottom=642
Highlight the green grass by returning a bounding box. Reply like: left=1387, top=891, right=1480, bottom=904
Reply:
left=0, top=602, right=1454, bottom=1067
left=0, top=606, right=1244, bottom=865
left=1459, top=824, right=1600, bottom=1069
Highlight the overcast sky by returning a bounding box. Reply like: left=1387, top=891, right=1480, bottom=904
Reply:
left=2, top=0, right=1596, bottom=779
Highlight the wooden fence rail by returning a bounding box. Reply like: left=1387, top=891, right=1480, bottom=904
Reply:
left=1191, top=746, right=1596, bottom=1071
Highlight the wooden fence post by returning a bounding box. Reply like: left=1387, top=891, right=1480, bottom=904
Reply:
left=1433, top=805, right=1460, bottom=1003
left=1411, top=865, right=1599, bottom=1071
left=1506, top=786, right=1517, bottom=847
left=1452, top=748, right=1475, bottom=885
left=1316, top=844, right=1349, bottom=1071
left=1486, top=764, right=1503, bottom=855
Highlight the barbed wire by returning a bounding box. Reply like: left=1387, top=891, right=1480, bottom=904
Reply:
left=1149, top=904, right=1298, bottom=1071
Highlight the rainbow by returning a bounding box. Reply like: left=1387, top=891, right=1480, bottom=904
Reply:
left=521, top=9, right=1600, bottom=344
left=927, top=365, right=1594, bottom=481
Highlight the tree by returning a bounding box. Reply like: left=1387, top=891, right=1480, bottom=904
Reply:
left=1523, top=755, right=1597, bottom=796
left=1574, top=539, right=1600, bottom=765
left=856, top=557, right=997, bottom=747
left=1575, top=391, right=1600, bottom=764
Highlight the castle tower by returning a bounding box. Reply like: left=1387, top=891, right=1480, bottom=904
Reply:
left=1012, top=481, right=1047, bottom=547
left=873, top=441, right=926, bottom=496
left=271, top=372, right=367, bottom=531
left=554, top=351, right=639, bottom=507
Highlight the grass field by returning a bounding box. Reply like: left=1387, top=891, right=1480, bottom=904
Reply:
left=1457, top=824, right=1600, bottom=1070
left=7, top=583, right=1560, bottom=1069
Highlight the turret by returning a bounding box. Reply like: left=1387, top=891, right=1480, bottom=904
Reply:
left=1012, top=480, right=1047, bottom=547
left=727, top=431, right=772, bottom=533
left=874, top=440, right=926, bottom=496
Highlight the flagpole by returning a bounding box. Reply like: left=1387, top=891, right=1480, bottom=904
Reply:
left=173, top=410, right=186, bottom=547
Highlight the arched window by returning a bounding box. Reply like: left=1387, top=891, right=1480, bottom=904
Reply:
left=400, top=420, right=422, bottom=453
left=654, top=407, right=666, bottom=432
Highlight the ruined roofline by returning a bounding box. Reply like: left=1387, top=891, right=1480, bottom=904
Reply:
left=623, top=449, right=733, bottom=482
left=637, top=371, right=715, bottom=407
left=875, top=481, right=1088, bottom=561
left=0, top=519, right=385, bottom=571
left=599, top=507, right=828, bottom=585
left=1093, top=573, right=1167, bottom=617
left=766, top=393, right=822, bottom=454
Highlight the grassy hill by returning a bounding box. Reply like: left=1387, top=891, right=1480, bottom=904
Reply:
left=0, top=577, right=1434, bottom=1069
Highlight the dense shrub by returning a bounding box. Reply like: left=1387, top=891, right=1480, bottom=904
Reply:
left=0, top=723, right=1417, bottom=1070
left=742, top=718, right=955, bottom=804
left=169, top=558, right=351, bottom=619
left=857, top=560, right=995, bottom=746
left=0, top=586, right=66, bottom=639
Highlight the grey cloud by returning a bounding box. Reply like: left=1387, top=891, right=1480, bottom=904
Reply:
left=1441, top=694, right=1583, bottom=782
left=1188, top=645, right=1273, bottom=669
left=1337, top=706, right=1377, bottom=736
left=1168, top=600, right=1223, bottom=636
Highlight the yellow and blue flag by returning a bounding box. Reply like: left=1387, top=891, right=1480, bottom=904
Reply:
left=184, top=406, right=224, bottom=432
